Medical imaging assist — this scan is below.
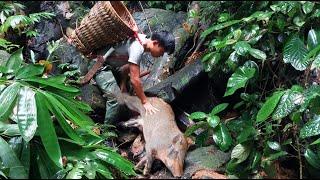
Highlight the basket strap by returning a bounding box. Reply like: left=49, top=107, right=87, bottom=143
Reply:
left=133, top=31, right=144, bottom=45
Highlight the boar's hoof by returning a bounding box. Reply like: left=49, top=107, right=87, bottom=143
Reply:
left=135, top=155, right=154, bottom=176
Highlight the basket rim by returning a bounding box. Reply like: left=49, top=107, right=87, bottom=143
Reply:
left=108, top=1, right=138, bottom=32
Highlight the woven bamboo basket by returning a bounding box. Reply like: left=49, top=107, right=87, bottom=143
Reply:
left=70, top=1, right=138, bottom=55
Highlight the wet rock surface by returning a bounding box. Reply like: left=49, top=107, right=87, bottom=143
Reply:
left=79, top=84, right=105, bottom=113
left=145, top=60, right=205, bottom=103
left=142, top=145, right=230, bottom=179
left=132, top=8, right=188, bottom=87
left=51, top=38, right=89, bottom=76
left=182, top=145, right=231, bottom=178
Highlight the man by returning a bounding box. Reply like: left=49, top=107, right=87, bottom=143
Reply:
left=93, top=30, right=175, bottom=123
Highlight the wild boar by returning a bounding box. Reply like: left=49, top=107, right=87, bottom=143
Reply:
left=117, top=93, right=193, bottom=177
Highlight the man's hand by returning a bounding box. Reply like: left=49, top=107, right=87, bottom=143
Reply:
left=143, top=101, right=159, bottom=115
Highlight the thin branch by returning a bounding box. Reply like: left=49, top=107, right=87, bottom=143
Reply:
left=139, top=1, right=152, bottom=35
left=294, top=125, right=303, bottom=179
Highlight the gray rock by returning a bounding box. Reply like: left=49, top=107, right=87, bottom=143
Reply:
left=27, top=1, right=69, bottom=60
left=182, top=145, right=231, bottom=179
left=147, top=145, right=230, bottom=179
left=132, top=9, right=188, bottom=89
left=133, top=8, right=186, bottom=37
left=51, top=38, right=89, bottom=76
left=79, top=84, right=105, bottom=112
left=145, top=59, right=205, bottom=103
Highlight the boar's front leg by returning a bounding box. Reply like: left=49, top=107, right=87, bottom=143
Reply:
left=135, top=153, right=154, bottom=175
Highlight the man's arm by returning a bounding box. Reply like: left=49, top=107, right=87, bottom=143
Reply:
left=129, top=63, right=159, bottom=115
left=129, top=63, right=147, bottom=104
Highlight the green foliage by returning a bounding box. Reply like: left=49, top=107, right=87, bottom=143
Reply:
left=186, top=103, right=231, bottom=151
left=189, top=1, right=320, bottom=178
left=146, top=1, right=190, bottom=12
left=0, top=2, right=55, bottom=52
left=0, top=48, right=136, bottom=179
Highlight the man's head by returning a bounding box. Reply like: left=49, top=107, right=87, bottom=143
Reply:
left=146, top=30, right=175, bottom=57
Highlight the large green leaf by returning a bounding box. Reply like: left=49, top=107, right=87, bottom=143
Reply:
left=236, top=125, right=256, bottom=143
left=49, top=93, right=99, bottom=139
left=307, top=29, right=320, bottom=50
left=300, top=115, right=320, bottom=138
left=224, top=66, right=256, bottom=97
left=256, top=91, right=285, bottom=122
left=210, top=103, right=229, bottom=115
left=44, top=92, right=94, bottom=128
left=0, top=136, right=28, bottom=179
left=267, top=141, right=281, bottom=151
left=262, top=151, right=287, bottom=162
left=250, top=151, right=262, bottom=170
left=189, top=112, right=207, bottom=120
left=0, top=83, right=20, bottom=121
left=203, top=53, right=221, bottom=72
left=45, top=93, right=85, bottom=145
left=35, top=144, right=61, bottom=179
left=231, top=143, right=251, bottom=164
left=84, top=161, right=96, bottom=179
left=304, top=148, right=320, bottom=169
left=233, top=41, right=251, bottom=56
left=299, top=85, right=320, bottom=112
left=36, top=92, right=63, bottom=168
left=212, top=123, right=232, bottom=151
left=20, top=139, right=30, bottom=176
left=283, top=35, right=309, bottom=71
left=17, top=86, right=37, bottom=142
left=302, top=2, right=314, bottom=14
left=46, top=75, right=67, bottom=84
left=66, top=162, right=84, bottom=179
left=23, top=77, right=79, bottom=93
left=5, top=48, right=23, bottom=73
left=0, top=121, right=20, bottom=136
left=245, top=11, right=274, bottom=22
left=93, top=149, right=136, bottom=176
left=293, top=16, right=305, bottom=27
left=15, top=64, right=44, bottom=79
left=52, top=93, right=94, bottom=125
left=311, top=54, right=320, bottom=69
left=249, top=48, right=267, bottom=61
left=93, top=162, right=113, bottom=179
left=184, top=121, right=208, bottom=136
left=201, top=20, right=241, bottom=38
left=272, top=90, right=303, bottom=120
left=207, top=115, right=220, bottom=128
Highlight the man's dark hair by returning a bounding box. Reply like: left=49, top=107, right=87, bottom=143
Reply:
left=151, top=30, right=175, bottom=55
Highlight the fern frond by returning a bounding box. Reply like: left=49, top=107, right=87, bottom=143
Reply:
left=29, top=12, right=55, bottom=23
left=0, top=15, right=30, bottom=33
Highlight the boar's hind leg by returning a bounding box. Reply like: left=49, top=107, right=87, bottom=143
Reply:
left=122, top=116, right=143, bottom=128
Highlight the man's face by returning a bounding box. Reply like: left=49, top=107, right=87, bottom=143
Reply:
left=150, top=40, right=165, bottom=57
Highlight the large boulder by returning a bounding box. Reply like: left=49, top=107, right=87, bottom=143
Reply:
left=26, top=1, right=67, bottom=60
left=145, top=59, right=205, bottom=103
left=132, top=8, right=188, bottom=88
left=182, top=145, right=231, bottom=178
left=79, top=84, right=106, bottom=114
left=51, top=38, right=89, bottom=76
